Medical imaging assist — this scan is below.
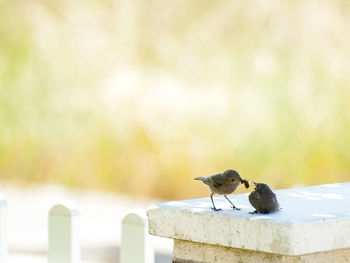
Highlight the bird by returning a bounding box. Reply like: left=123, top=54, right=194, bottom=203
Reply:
left=194, top=169, right=249, bottom=211
left=248, top=182, right=279, bottom=214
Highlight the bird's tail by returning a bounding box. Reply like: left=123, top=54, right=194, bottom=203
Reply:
left=194, top=176, right=205, bottom=181
left=194, top=176, right=209, bottom=185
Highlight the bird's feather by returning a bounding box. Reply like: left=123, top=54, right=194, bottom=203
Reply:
left=214, top=181, right=223, bottom=188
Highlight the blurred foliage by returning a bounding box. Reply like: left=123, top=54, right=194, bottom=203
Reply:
left=1, top=0, right=350, bottom=199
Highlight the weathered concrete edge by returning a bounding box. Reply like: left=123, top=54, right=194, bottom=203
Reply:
left=172, top=239, right=350, bottom=263
left=147, top=205, right=350, bottom=256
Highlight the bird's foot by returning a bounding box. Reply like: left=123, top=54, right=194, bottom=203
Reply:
left=211, top=207, right=222, bottom=211
left=231, top=206, right=240, bottom=210
left=249, top=210, right=258, bottom=214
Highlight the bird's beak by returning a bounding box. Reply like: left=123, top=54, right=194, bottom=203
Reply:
left=250, top=181, right=257, bottom=189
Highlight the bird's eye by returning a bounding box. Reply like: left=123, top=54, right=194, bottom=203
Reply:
left=231, top=179, right=234, bottom=182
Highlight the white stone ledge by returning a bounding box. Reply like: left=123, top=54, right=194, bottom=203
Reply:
left=147, top=182, right=350, bottom=256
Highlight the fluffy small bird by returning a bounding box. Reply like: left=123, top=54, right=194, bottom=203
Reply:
left=248, top=182, right=279, bottom=214
left=194, top=169, right=249, bottom=211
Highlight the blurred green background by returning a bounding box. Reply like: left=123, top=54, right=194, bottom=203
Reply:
left=1, top=0, right=350, bottom=200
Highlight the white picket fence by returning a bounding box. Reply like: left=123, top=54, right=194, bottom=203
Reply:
left=0, top=193, right=154, bottom=263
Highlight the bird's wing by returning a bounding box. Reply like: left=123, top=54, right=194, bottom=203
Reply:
left=209, top=173, right=224, bottom=188
left=268, top=193, right=279, bottom=204
left=214, top=182, right=223, bottom=188
left=250, top=191, right=261, bottom=200
left=214, top=181, right=223, bottom=188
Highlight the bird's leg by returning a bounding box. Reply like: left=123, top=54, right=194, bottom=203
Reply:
left=224, top=195, right=240, bottom=210
left=210, top=193, right=222, bottom=211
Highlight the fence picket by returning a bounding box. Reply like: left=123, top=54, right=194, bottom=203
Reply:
left=48, top=201, right=80, bottom=263
left=121, top=210, right=154, bottom=263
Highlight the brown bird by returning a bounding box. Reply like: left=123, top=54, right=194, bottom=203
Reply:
left=194, top=169, right=249, bottom=211
left=249, top=182, right=279, bottom=214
